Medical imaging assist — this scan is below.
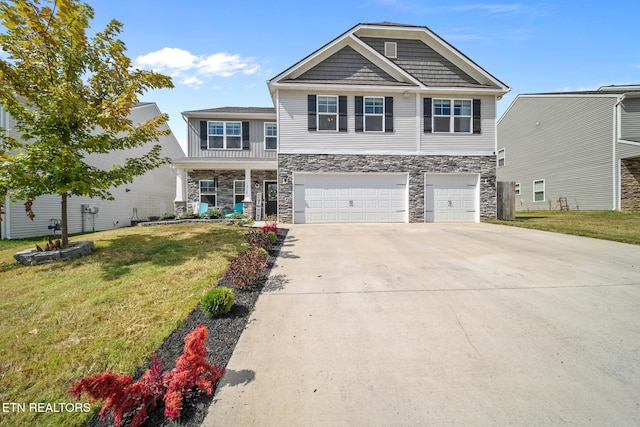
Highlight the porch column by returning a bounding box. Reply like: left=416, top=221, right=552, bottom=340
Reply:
left=173, top=167, right=187, bottom=215
left=243, top=169, right=255, bottom=219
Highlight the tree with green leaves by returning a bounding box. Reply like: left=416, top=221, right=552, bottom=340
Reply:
left=0, top=0, right=174, bottom=247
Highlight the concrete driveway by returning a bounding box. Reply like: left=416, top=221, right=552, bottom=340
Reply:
left=204, top=223, right=640, bottom=426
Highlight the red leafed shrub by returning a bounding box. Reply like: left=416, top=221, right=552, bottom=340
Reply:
left=262, top=223, right=279, bottom=234
left=226, top=246, right=269, bottom=288
left=162, top=324, right=224, bottom=420
left=69, top=325, right=224, bottom=426
left=245, top=229, right=272, bottom=251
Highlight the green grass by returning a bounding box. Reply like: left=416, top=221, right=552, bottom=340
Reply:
left=0, top=223, right=247, bottom=427
left=489, top=210, right=640, bottom=245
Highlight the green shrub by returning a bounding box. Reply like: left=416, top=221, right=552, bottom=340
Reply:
left=267, top=231, right=277, bottom=244
left=201, top=286, right=235, bottom=317
left=207, top=209, right=224, bottom=219
left=228, top=212, right=245, bottom=219
left=160, top=212, right=176, bottom=221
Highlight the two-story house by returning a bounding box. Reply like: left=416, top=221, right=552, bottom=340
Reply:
left=1, top=102, right=184, bottom=239
left=175, top=23, right=510, bottom=223
left=497, top=85, right=640, bottom=211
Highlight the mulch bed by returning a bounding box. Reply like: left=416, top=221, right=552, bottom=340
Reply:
left=86, top=228, right=288, bottom=427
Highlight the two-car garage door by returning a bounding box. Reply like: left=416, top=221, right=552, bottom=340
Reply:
left=293, top=174, right=407, bottom=224
left=292, top=173, right=479, bottom=223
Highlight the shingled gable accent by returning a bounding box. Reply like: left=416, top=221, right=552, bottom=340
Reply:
left=295, top=45, right=398, bottom=83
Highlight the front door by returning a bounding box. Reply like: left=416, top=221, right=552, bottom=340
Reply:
left=265, top=181, right=277, bottom=216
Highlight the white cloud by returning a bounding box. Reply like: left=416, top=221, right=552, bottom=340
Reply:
left=134, top=48, right=261, bottom=85
left=453, top=3, right=523, bottom=14
left=135, top=47, right=197, bottom=72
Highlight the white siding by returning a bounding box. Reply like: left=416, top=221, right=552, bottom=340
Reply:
left=278, top=90, right=417, bottom=154
left=497, top=96, right=616, bottom=211
left=421, top=95, right=496, bottom=155
left=3, top=103, right=183, bottom=239
left=618, top=142, right=640, bottom=159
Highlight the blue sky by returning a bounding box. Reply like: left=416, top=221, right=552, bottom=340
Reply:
left=88, top=0, right=640, bottom=152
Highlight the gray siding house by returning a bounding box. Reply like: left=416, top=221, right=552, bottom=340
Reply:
left=1, top=102, right=185, bottom=239
left=497, top=85, right=640, bottom=211
left=172, top=107, right=278, bottom=218
left=176, top=23, right=510, bottom=223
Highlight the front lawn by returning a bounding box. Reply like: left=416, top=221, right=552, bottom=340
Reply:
left=489, top=210, right=640, bottom=245
left=0, top=223, right=246, bottom=427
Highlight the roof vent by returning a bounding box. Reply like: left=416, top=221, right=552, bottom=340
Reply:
left=384, top=42, right=397, bottom=59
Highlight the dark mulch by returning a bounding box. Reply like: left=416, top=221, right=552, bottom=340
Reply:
left=86, top=228, right=288, bottom=427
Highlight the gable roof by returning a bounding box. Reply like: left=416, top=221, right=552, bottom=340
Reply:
left=268, top=22, right=509, bottom=96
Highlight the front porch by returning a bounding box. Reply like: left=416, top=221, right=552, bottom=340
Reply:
left=172, top=159, right=278, bottom=220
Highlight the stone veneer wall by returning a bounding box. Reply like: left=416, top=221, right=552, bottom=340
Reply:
left=621, top=158, right=640, bottom=212
left=277, top=153, right=496, bottom=223
left=179, top=170, right=277, bottom=213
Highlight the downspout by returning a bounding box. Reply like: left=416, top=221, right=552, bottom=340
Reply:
left=613, top=95, right=625, bottom=211
left=2, top=193, right=10, bottom=240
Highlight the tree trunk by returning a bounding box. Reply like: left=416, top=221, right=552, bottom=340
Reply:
left=61, top=193, right=69, bottom=248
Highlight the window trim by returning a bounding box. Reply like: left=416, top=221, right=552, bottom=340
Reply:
left=233, top=180, right=245, bottom=204
left=317, top=95, right=339, bottom=132
left=199, top=179, right=217, bottom=206
left=363, top=96, right=385, bottom=132
left=497, top=148, right=505, bottom=167
left=533, top=179, right=545, bottom=202
left=264, top=122, right=277, bottom=150
left=432, top=98, right=473, bottom=134
left=207, top=120, right=243, bottom=150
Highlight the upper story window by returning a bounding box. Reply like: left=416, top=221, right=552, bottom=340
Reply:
left=208, top=121, right=242, bottom=149
left=317, top=95, right=338, bottom=131
left=264, top=122, right=277, bottom=150
left=433, top=99, right=472, bottom=133
left=364, top=97, right=384, bottom=132
left=497, top=149, right=505, bottom=167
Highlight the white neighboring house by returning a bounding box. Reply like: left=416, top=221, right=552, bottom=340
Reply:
left=1, top=102, right=184, bottom=239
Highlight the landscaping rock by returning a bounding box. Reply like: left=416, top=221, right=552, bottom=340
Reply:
left=14, top=241, right=95, bottom=265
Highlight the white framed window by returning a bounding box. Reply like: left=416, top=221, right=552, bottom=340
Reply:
left=364, top=96, right=384, bottom=132
left=233, top=180, right=245, bottom=204
left=208, top=121, right=242, bottom=149
left=317, top=95, right=338, bottom=131
left=533, top=179, right=545, bottom=202
left=264, top=122, right=277, bottom=150
left=384, top=41, right=397, bottom=58
left=433, top=99, right=472, bottom=133
left=200, top=180, right=217, bottom=206
left=515, top=182, right=521, bottom=195
left=497, top=149, right=505, bottom=167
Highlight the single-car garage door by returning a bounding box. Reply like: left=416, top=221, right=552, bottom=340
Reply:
left=294, top=173, right=407, bottom=224
left=425, top=174, right=479, bottom=222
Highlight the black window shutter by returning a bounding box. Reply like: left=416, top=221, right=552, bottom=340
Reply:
left=200, top=121, right=208, bottom=149
left=242, top=121, right=250, bottom=149
left=384, top=96, right=394, bottom=133
left=338, top=96, right=347, bottom=132
left=308, top=95, right=317, bottom=131
left=355, top=96, right=363, bottom=132
left=473, top=99, right=481, bottom=134
left=423, top=98, right=432, bottom=133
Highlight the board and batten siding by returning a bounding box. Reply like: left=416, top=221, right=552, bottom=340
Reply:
left=621, top=98, right=640, bottom=141
left=187, top=117, right=277, bottom=159
left=497, top=96, right=617, bottom=211
left=279, top=90, right=417, bottom=154
left=421, top=95, right=496, bottom=155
